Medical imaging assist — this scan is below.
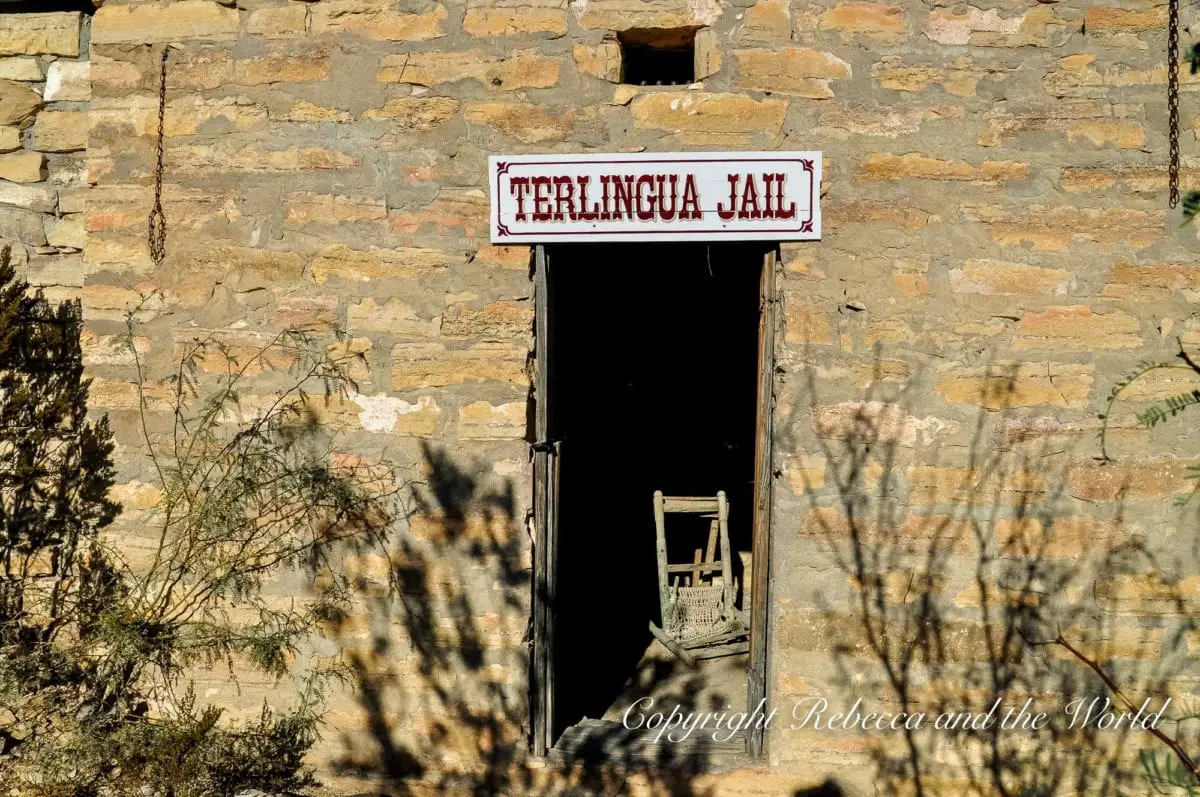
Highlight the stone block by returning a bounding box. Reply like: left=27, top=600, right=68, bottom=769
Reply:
left=32, top=110, right=88, bottom=152
left=1042, top=53, right=1179, bottom=96
left=1013, top=306, right=1142, bottom=350
left=93, top=1, right=240, bottom=45
left=573, top=41, right=622, bottom=82
left=783, top=294, right=832, bottom=344
left=362, top=97, right=460, bottom=129
left=311, top=2, right=447, bottom=40
left=908, top=465, right=1045, bottom=506
left=454, top=400, right=527, bottom=439
left=0, top=180, right=54, bottom=212
left=694, top=27, right=721, bottom=80
left=1084, top=6, right=1165, bottom=32
left=377, top=50, right=560, bottom=89
left=311, top=245, right=460, bottom=283
left=167, top=144, right=359, bottom=174
left=269, top=294, right=339, bottom=331
left=1102, top=260, right=1200, bottom=301
left=246, top=5, right=309, bottom=38
left=784, top=454, right=826, bottom=493
left=108, top=480, right=163, bottom=511
left=738, top=0, right=792, bottom=43
left=925, top=6, right=1063, bottom=48
left=961, top=204, right=1161, bottom=250
left=390, top=341, right=527, bottom=390
left=0, top=126, right=18, bottom=152
left=348, top=297, right=439, bottom=337
left=820, top=3, right=906, bottom=40
left=734, top=47, right=851, bottom=98
left=631, top=91, right=787, bottom=145
left=1067, top=460, right=1198, bottom=501
left=0, top=205, right=47, bottom=245
left=0, top=151, right=45, bottom=183
left=572, top=0, right=722, bottom=30
left=349, top=393, right=441, bottom=435
left=233, top=54, right=329, bottom=86
left=825, top=199, right=932, bottom=230
left=464, top=0, right=568, bottom=36
left=978, top=110, right=1144, bottom=149
left=280, top=100, right=352, bottom=124
left=283, top=191, right=387, bottom=225
left=871, top=56, right=982, bottom=97
left=474, top=245, right=530, bottom=270
left=934, top=362, right=1093, bottom=409
left=44, top=60, right=89, bottom=102
left=857, top=153, right=1028, bottom=183
left=995, top=515, right=1121, bottom=558
left=948, top=259, right=1070, bottom=296
left=45, top=214, right=84, bottom=249
left=0, top=12, right=81, bottom=57
left=0, top=80, right=43, bottom=126
left=0, top=57, right=43, bottom=81
left=440, top=300, right=532, bottom=340
left=813, top=401, right=958, bottom=446
left=463, top=103, right=580, bottom=144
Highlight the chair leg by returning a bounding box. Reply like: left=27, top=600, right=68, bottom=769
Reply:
left=653, top=490, right=670, bottom=627
left=717, top=491, right=736, bottom=619
left=649, top=620, right=697, bottom=669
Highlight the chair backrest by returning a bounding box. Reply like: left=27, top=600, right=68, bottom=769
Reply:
left=651, top=490, right=734, bottom=632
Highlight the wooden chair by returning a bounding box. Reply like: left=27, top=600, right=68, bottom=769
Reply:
left=648, top=490, right=749, bottom=667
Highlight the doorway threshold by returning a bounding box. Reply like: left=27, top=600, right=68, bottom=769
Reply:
left=550, top=637, right=754, bottom=772
left=550, top=718, right=750, bottom=772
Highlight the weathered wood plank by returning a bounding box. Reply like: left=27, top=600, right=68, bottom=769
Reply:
left=747, top=248, right=777, bottom=760
left=531, top=244, right=552, bottom=757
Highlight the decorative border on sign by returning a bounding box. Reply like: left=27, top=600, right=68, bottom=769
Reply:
left=492, top=156, right=818, bottom=239
left=494, top=161, right=513, bottom=237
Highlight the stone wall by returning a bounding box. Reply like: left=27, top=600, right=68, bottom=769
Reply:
left=0, top=0, right=1197, bottom=791
left=0, top=11, right=89, bottom=298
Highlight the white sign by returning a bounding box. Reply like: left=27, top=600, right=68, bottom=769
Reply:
left=488, top=151, right=821, bottom=243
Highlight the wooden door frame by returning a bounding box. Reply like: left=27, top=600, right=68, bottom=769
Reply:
left=530, top=244, right=555, bottom=757
left=528, top=244, right=778, bottom=760
left=746, top=247, right=778, bottom=759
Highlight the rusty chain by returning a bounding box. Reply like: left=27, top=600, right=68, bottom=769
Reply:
left=147, top=47, right=169, bottom=267
left=1168, top=0, right=1181, bottom=208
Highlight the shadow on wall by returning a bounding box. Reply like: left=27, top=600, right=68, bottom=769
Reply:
left=788, top=354, right=1199, bottom=797
left=321, top=441, right=739, bottom=796
left=312, top=352, right=1198, bottom=796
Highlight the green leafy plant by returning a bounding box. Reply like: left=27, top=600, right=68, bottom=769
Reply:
left=1099, top=346, right=1200, bottom=505
left=1181, top=191, right=1200, bottom=226
left=0, top=244, right=404, bottom=796
left=1095, top=348, right=1200, bottom=792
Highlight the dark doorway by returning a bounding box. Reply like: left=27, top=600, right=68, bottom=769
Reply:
left=544, top=243, right=769, bottom=743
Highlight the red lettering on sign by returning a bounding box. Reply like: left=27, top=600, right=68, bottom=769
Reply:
left=657, top=174, right=677, bottom=221
left=739, top=173, right=761, bottom=220
left=775, top=173, right=796, bottom=220
left=553, top=176, right=574, bottom=221
left=531, top=176, right=552, bottom=222
left=635, top=175, right=656, bottom=220
left=717, top=174, right=738, bottom=220
left=510, top=177, right=531, bottom=221
left=577, top=176, right=598, bottom=221
left=680, top=174, right=701, bottom=220
left=612, top=175, right=635, bottom=220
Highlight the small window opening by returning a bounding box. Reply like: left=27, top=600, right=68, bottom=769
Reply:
left=619, top=27, right=697, bottom=86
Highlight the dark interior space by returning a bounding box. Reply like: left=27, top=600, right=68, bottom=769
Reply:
left=546, top=243, right=766, bottom=742
left=619, top=27, right=697, bottom=86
